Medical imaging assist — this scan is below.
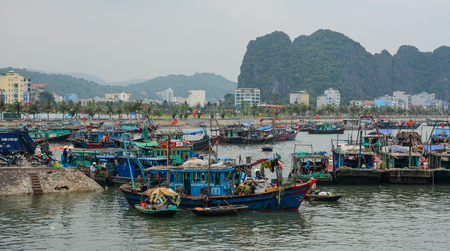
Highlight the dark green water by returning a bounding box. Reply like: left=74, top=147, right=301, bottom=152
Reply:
left=1, top=126, right=449, bottom=250
left=1, top=185, right=450, bottom=250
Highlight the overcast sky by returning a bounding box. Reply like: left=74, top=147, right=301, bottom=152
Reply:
left=1, top=0, right=449, bottom=83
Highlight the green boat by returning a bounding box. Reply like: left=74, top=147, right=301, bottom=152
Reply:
left=28, top=128, right=72, bottom=143
left=135, top=205, right=178, bottom=217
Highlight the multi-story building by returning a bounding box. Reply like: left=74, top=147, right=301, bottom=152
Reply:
left=317, top=88, right=340, bottom=107
left=393, top=91, right=411, bottom=109
left=0, top=90, right=9, bottom=104
left=289, top=90, right=309, bottom=105
left=163, top=87, right=174, bottom=102
left=188, top=89, right=206, bottom=107
left=105, top=92, right=131, bottom=102
left=0, top=71, right=30, bottom=103
left=234, top=88, right=260, bottom=107
left=53, top=93, right=63, bottom=103
left=349, top=100, right=363, bottom=106
left=30, top=84, right=46, bottom=102
left=411, top=92, right=435, bottom=107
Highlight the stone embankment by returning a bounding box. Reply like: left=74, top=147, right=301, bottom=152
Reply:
left=0, top=166, right=103, bottom=196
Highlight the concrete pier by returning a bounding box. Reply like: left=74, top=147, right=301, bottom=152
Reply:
left=0, top=166, right=104, bottom=196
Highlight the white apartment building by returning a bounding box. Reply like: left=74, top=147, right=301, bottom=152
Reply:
left=411, top=92, right=435, bottom=106
left=188, top=89, right=206, bottom=107
left=235, top=88, right=260, bottom=106
left=317, top=88, right=340, bottom=107
left=393, top=91, right=411, bottom=109
left=163, top=87, right=174, bottom=102
left=289, top=90, right=309, bottom=105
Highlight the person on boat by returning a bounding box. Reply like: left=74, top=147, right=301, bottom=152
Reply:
left=234, top=183, right=244, bottom=195
left=90, top=162, right=97, bottom=180
left=243, top=182, right=252, bottom=194
left=68, top=149, right=73, bottom=167
left=250, top=183, right=257, bottom=194
left=62, top=147, right=68, bottom=167
left=2, top=143, right=8, bottom=157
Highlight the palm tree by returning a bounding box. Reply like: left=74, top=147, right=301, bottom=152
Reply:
left=124, top=102, right=133, bottom=120
left=115, top=107, right=123, bottom=119
left=41, top=101, right=54, bottom=121
left=8, top=101, right=24, bottom=119
left=134, top=100, right=143, bottom=120
left=106, top=102, right=115, bottom=119
left=0, top=99, right=6, bottom=121
left=26, top=102, right=40, bottom=121
left=95, top=106, right=103, bottom=120
left=58, top=100, right=69, bottom=120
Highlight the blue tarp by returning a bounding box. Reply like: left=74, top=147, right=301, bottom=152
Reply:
left=434, top=129, right=450, bottom=135
left=62, top=121, right=75, bottom=126
left=379, top=130, right=393, bottom=134
left=183, top=129, right=203, bottom=135
left=423, top=145, right=445, bottom=151
left=242, top=122, right=252, bottom=127
left=257, top=126, right=273, bottom=130
left=127, top=127, right=140, bottom=131
left=103, top=123, right=114, bottom=127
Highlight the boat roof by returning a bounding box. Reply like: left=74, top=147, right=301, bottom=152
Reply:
left=380, top=151, right=422, bottom=157
left=144, top=165, right=235, bottom=172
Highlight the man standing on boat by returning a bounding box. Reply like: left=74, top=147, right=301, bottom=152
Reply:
left=90, top=162, right=96, bottom=180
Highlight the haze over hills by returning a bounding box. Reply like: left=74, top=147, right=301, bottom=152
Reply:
left=238, top=29, right=450, bottom=105
left=0, top=67, right=237, bottom=101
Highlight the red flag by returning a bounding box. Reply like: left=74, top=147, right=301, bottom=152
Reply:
left=442, top=122, right=445, bottom=129
left=384, top=112, right=386, bottom=117
left=118, top=115, right=122, bottom=119
left=193, top=109, right=197, bottom=118
left=315, top=115, right=319, bottom=119
left=337, top=116, right=341, bottom=119
left=171, top=118, right=177, bottom=126
left=81, top=112, right=83, bottom=115
left=82, top=117, right=86, bottom=121
left=369, top=113, right=372, bottom=116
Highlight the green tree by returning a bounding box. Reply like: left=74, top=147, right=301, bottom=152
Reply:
left=25, top=102, right=40, bottom=121
left=39, top=92, right=55, bottom=102
left=58, top=100, right=69, bottom=120
left=0, top=99, right=6, bottom=121
left=41, top=101, right=54, bottom=121
left=7, top=101, right=24, bottom=119
left=105, top=102, right=115, bottom=119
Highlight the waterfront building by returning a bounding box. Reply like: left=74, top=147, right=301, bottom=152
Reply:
left=0, top=71, right=30, bottom=103
left=290, top=90, right=309, bottom=105
left=105, top=92, right=131, bottom=102
left=411, top=92, right=435, bottom=107
left=52, top=93, right=63, bottom=103
left=349, top=100, right=363, bottom=106
left=188, top=89, right=206, bottom=107
left=0, top=89, right=9, bottom=104
left=317, top=88, right=340, bottom=107
left=163, top=87, right=174, bottom=102
left=393, top=91, right=411, bottom=109
left=234, top=88, right=260, bottom=107
left=362, top=100, right=376, bottom=108
left=173, top=97, right=187, bottom=104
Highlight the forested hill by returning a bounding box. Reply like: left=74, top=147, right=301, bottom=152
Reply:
left=0, top=68, right=237, bottom=100
left=237, top=29, right=450, bottom=104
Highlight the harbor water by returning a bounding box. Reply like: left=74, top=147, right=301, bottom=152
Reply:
left=1, top=126, right=450, bottom=250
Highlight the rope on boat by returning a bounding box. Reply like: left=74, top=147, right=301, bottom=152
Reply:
left=223, top=199, right=241, bottom=217
left=276, top=186, right=285, bottom=205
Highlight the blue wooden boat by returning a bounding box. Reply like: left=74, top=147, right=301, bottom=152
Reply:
left=135, top=205, right=178, bottom=217
left=273, top=127, right=298, bottom=141
left=307, top=123, right=345, bottom=134
left=120, top=157, right=315, bottom=211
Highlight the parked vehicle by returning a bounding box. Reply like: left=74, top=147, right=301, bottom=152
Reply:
left=0, top=152, right=25, bottom=167
left=31, top=155, right=55, bottom=167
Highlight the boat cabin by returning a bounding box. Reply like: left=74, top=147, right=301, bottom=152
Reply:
left=380, top=150, right=421, bottom=169
left=333, top=144, right=377, bottom=169
left=291, top=152, right=330, bottom=175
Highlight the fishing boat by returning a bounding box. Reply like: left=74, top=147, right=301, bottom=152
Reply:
left=135, top=205, right=178, bottom=217
left=120, top=157, right=315, bottom=210
left=218, top=124, right=274, bottom=144
left=426, top=118, right=449, bottom=127
left=261, top=145, right=273, bottom=152
left=290, top=149, right=332, bottom=184
left=182, top=128, right=219, bottom=151
left=28, top=127, right=73, bottom=144
left=189, top=205, right=248, bottom=216
left=332, top=130, right=383, bottom=185
left=377, top=120, right=421, bottom=129
left=70, top=130, right=124, bottom=148
left=428, top=147, right=450, bottom=184
left=307, top=123, right=345, bottom=134
left=273, top=126, right=298, bottom=141
left=342, top=119, right=374, bottom=130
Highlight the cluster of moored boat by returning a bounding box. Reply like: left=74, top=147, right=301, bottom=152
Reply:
left=2, top=116, right=449, bottom=217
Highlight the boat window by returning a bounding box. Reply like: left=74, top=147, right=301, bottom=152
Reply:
left=224, top=172, right=228, bottom=181
left=201, top=172, right=205, bottom=183
left=170, top=173, right=174, bottom=183
left=185, top=173, right=190, bottom=182
left=175, top=173, right=180, bottom=183
left=215, top=173, right=220, bottom=185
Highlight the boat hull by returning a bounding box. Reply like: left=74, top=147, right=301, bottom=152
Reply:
left=307, top=128, right=345, bottom=134
left=385, top=169, right=431, bottom=184
left=135, top=205, right=178, bottom=217
left=218, top=136, right=274, bottom=145
left=192, top=136, right=218, bottom=151
left=121, top=180, right=314, bottom=211
left=274, top=131, right=298, bottom=141
left=34, top=133, right=73, bottom=144
left=332, top=168, right=382, bottom=184
left=434, top=169, right=450, bottom=184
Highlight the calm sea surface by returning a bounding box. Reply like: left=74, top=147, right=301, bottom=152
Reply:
left=1, top=125, right=449, bottom=250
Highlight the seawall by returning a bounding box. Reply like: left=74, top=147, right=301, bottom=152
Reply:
left=0, top=166, right=104, bottom=196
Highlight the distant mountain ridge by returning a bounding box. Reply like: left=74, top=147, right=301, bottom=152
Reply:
left=0, top=68, right=237, bottom=100
left=237, top=29, right=450, bottom=104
